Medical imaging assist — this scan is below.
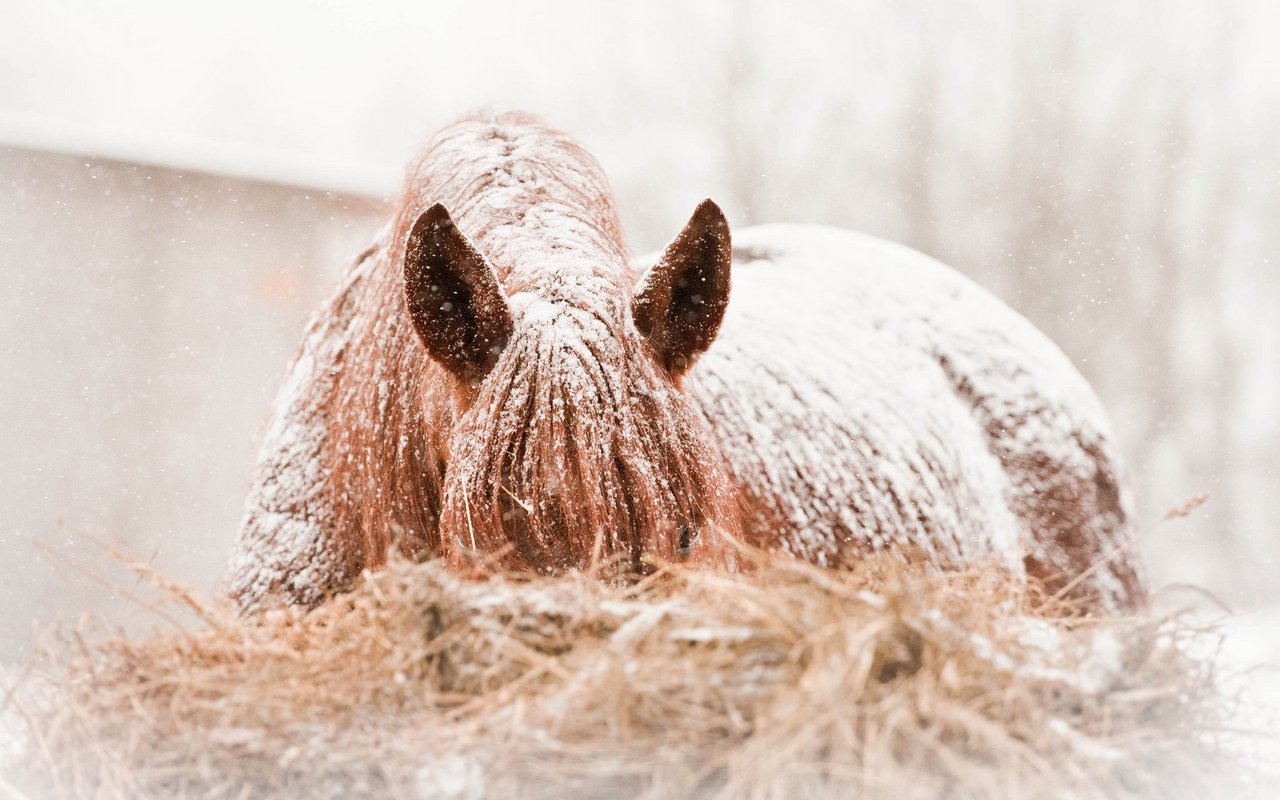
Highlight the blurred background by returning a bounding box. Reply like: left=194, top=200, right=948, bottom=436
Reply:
left=1, top=0, right=1277, bottom=676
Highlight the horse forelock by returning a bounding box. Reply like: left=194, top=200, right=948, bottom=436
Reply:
left=438, top=302, right=736, bottom=571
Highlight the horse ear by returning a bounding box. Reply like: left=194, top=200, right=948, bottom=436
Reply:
left=403, top=203, right=514, bottom=383
left=632, top=199, right=732, bottom=377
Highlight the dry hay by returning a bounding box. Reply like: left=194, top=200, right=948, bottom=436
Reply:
left=2, top=537, right=1253, bottom=800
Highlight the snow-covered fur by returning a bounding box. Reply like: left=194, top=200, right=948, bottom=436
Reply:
left=227, top=110, right=1143, bottom=613
left=685, top=226, right=1142, bottom=607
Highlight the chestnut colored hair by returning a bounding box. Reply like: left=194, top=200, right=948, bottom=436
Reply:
left=320, top=111, right=738, bottom=577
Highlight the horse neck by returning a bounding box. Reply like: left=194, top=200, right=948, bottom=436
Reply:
left=462, top=187, right=632, bottom=301
left=399, top=115, right=634, bottom=302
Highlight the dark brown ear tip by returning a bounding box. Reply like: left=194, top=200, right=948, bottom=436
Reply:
left=693, top=198, right=728, bottom=227
left=415, top=203, right=454, bottom=232
left=407, top=205, right=458, bottom=258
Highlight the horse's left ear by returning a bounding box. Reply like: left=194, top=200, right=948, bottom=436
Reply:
left=632, top=199, right=732, bottom=377
left=403, top=203, right=514, bottom=384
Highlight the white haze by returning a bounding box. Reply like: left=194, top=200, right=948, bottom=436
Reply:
left=1, top=0, right=1277, bottom=748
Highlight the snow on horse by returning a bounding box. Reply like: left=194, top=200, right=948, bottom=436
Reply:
left=227, top=110, right=1144, bottom=613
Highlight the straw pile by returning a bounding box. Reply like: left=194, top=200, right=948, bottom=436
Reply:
left=3, top=538, right=1249, bottom=800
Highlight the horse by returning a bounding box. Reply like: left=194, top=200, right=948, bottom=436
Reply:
left=227, top=110, right=1144, bottom=614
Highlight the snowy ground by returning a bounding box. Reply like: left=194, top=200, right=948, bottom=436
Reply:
left=1215, top=604, right=1280, bottom=776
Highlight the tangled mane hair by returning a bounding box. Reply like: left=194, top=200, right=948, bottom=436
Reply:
left=442, top=299, right=736, bottom=571
left=318, top=110, right=739, bottom=578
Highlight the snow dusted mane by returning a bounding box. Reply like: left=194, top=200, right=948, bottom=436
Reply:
left=432, top=301, right=735, bottom=571
left=229, top=112, right=738, bottom=610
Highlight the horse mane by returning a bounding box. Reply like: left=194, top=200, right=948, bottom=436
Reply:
left=319, top=110, right=738, bottom=574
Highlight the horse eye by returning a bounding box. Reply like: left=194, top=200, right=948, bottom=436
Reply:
left=678, top=524, right=696, bottom=557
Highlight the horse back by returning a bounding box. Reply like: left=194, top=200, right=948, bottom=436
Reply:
left=680, top=224, right=1143, bottom=609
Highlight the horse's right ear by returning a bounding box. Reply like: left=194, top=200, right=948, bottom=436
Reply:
left=632, top=199, right=732, bottom=378
left=403, top=203, right=514, bottom=383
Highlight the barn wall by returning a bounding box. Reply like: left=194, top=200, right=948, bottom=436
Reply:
left=0, top=147, right=384, bottom=662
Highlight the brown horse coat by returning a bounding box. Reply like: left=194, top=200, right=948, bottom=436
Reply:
left=227, top=110, right=1143, bottom=613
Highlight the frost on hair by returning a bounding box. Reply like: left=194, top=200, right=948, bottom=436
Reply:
left=228, top=110, right=1145, bottom=616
